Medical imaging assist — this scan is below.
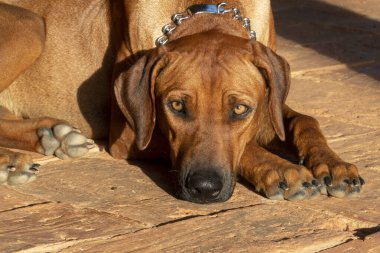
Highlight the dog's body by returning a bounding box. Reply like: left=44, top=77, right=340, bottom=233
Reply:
left=0, top=0, right=112, bottom=139
left=0, top=0, right=364, bottom=203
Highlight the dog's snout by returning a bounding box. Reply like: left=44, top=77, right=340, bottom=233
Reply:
left=186, top=170, right=223, bottom=203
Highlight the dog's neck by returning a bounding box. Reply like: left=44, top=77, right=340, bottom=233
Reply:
left=167, top=14, right=251, bottom=43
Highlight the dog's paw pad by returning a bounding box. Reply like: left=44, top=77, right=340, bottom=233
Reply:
left=53, top=124, right=74, bottom=140
left=281, top=183, right=320, bottom=201
left=0, top=165, right=12, bottom=184
left=38, top=127, right=60, bottom=155
left=267, top=192, right=284, bottom=200
left=286, top=189, right=307, bottom=201
left=1, top=152, right=39, bottom=186
left=38, top=124, right=95, bottom=159
left=7, top=162, right=39, bottom=186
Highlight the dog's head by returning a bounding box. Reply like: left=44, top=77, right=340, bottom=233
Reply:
left=115, top=32, right=290, bottom=203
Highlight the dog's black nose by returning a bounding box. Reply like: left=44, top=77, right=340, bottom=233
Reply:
left=186, top=170, right=223, bottom=203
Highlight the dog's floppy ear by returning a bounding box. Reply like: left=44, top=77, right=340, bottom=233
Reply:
left=251, top=42, right=290, bottom=141
left=114, top=51, right=164, bottom=150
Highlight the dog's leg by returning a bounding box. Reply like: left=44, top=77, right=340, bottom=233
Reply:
left=0, top=109, right=40, bottom=186
left=0, top=5, right=46, bottom=186
left=0, top=4, right=98, bottom=186
left=0, top=108, right=95, bottom=185
left=0, top=107, right=95, bottom=160
left=0, top=3, right=45, bottom=91
left=283, top=105, right=363, bottom=198
left=239, top=143, right=321, bottom=201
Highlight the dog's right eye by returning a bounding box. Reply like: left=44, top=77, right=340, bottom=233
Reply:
left=230, top=104, right=253, bottom=120
left=233, top=104, right=249, bottom=115
left=168, top=100, right=186, bottom=115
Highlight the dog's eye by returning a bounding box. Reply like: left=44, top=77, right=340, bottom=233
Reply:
left=168, top=100, right=186, bottom=114
left=233, top=104, right=250, bottom=115
left=171, top=101, right=184, bottom=112
left=231, top=104, right=252, bottom=120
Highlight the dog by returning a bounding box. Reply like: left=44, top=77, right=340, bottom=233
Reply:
left=0, top=0, right=364, bottom=203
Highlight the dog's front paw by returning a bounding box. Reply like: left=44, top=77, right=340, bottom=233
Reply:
left=7, top=163, right=40, bottom=186
left=311, top=161, right=364, bottom=198
left=37, top=124, right=95, bottom=159
left=0, top=152, right=39, bottom=185
left=255, top=165, right=321, bottom=201
left=304, top=147, right=364, bottom=198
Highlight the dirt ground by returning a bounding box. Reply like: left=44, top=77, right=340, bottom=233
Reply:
left=1, top=0, right=379, bottom=252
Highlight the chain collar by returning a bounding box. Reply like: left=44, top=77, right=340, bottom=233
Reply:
left=155, top=2, right=257, bottom=47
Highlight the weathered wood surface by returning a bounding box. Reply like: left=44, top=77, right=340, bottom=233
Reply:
left=321, top=232, right=380, bottom=253
left=1, top=0, right=380, bottom=252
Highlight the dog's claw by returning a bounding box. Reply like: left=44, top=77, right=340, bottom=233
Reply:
left=279, top=181, right=289, bottom=191
left=344, top=178, right=353, bottom=185
left=323, top=176, right=332, bottom=186
left=86, top=139, right=96, bottom=149
left=287, top=190, right=306, bottom=201
left=72, top=128, right=82, bottom=133
left=29, top=163, right=40, bottom=172
left=7, top=165, right=16, bottom=172
left=302, top=182, right=312, bottom=188
left=312, top=179, right=321, bottom=187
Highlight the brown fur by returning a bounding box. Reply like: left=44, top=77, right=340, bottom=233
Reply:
left=0, top=3, right=45, bottom=92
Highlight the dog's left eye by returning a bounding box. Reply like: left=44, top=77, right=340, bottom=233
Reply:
left=231, top=104, right=252, bottom=119
left=168, top=100, right=186, bottom=115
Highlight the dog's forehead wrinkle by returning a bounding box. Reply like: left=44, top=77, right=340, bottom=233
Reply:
left=161, top=44, right=259, bottom=89
left=168, top=30, right=251, bottom=53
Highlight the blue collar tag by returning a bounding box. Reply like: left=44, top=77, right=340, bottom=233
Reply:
left=187, top=4, right=225, bottom=15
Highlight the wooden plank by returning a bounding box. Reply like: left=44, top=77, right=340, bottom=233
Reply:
left=61, top=203, right=357, bottom=253
left=321, top=231, right=380, bottom=253
left=0, top=187, right=47, bottom=212
left=0, top=202, right=145, bottom=252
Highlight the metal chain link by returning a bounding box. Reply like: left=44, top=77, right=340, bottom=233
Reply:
left=155, top=2, right=256, bottom=47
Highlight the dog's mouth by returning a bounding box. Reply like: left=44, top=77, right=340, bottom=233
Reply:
left=174, top=167, right=236, bottom=204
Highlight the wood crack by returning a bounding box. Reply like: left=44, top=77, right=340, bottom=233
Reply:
left=0, top=201, right=53, bottom=214
left=154, top=203, right=267, bottom=228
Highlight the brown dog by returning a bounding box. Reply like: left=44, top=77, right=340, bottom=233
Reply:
left=0, top=0, right=364, bottom=203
